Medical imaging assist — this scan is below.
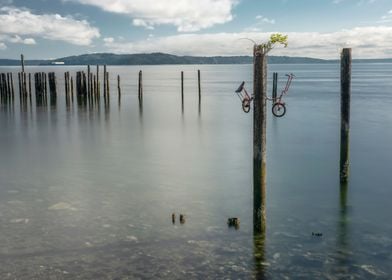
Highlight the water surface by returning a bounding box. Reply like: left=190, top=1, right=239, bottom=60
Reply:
left=0, top=64, right=391, bottom=279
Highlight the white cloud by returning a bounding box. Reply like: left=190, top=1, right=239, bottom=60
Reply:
left=68, top=0, right=236, bottom=32
left=104, top=26, right=392, bottom=59
left=0, top=6, right=100, bottom=49
left=0, top=42, right=6, bottom=50
left=380, top=10, right=392, bottom=23
left=245, top=15, right=276, bottom=32
left=255, top=15, right=275, bottom=24
left=103, top=37, right=114, bottom=43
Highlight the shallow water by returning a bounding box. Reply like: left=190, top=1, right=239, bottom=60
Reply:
left=0, top=63, right=391, bottom=279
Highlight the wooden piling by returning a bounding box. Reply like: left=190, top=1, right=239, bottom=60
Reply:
left=197, top=69, right=201, bottom=100
left=44, top=72, right=47, bottom=96
left=18, top=72, right=22, bottom=99
left=96, top=65, right=100, bottom=96
left=103, top=65, right=107, bottom=97
left=272, top=72, right=278, bottom=103
left=94, top=75, right=97, bottom=101
left=21, top=54, right=25, bottom=73
left=23, top=72, right=27, bottom=97
left=106, top=72, right=110, bottom=97
left=138, top=70, right=143, bottom=101
left=10, top=72, right=14, bottom=97
left=87, top=65, right=91, bottom=96
left=117, top=74, right=121, bottom=98
left=64, top=72, right=68, bottom=96
left=71, top=76, right=74, bottom=103
left=89, top=73, right=93, bottom=99
left=7, top=73, right=11, bottom=97
left=340, top=48, right=352, bottom=183
left=28, top=73, right=31, bottom=98
left=48, top=72, right=57, bottom=97
left=181, top=71, right=184, bottom=103
left=253, top=46, right=267, bottom=233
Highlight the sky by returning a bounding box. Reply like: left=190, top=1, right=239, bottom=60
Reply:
left=1, top=0, right=392, bottom=59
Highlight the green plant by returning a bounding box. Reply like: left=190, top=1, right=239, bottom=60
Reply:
left=255, top=33, right=288, bottom=55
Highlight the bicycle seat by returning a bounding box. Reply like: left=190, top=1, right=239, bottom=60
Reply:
left=235, top=81, right=245, bottom=93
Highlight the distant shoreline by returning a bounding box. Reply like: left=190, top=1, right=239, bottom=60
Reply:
left=1, top=52, right=392, bottom=66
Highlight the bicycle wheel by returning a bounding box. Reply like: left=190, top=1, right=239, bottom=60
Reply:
left=242, top=99, right=251, bottom=113
left=272, top=102, right=286, bottom=117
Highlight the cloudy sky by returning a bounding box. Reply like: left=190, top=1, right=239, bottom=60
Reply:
left=0, top=0, right=392, bottom=59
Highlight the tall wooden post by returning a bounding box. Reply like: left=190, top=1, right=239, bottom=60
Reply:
left=117, top=74, right=121, bottom=98
left=253, top=46, right=267, bottom=233
left=197, top=69, right=201, bottom=100
left=21, top=54, right=25, bottom=73
left=97, top=65, right=99, bottom=95
left=28, top=73, right=31, bottom=98
left=103, top=65, right=107, bottom=97
left=181, top=71, right=184, bottom=102
left=71, top=76, right=74, bottom=103
left=87, top=65, right=91, bottom=96
left=106, top=72, right=110, bottom=97
left=340, top=48, right=351, bottom=183
left=138, top=70, right=143, bottom=102
left=10, top=72, right=14, bottom=98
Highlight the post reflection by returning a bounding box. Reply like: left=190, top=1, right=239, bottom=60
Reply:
left=334, top=181, right=352, bottom=276
left=253, top=229, right=267, bottom=280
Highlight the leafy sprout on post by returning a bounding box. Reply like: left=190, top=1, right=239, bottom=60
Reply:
left=255, top=33, right=288, bottom=55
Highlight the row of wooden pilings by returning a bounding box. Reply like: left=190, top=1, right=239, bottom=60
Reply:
left=253, top=48, right=352, bottom=234
left=1, top=66, right=203, bottom=108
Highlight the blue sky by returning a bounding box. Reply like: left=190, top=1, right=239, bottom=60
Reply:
left=0, top=0, right=392, bottom=59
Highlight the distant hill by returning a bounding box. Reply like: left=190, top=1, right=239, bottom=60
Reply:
left=1, top=52, right=392, bottom=66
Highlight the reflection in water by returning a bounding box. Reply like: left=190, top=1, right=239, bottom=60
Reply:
left=334, top=182, right=352, bottom=276
left=138, top=98, right=143, bottom=124
left=198, top=98, right=201, bottom=117
left=253, top=230, right=267, bottom=279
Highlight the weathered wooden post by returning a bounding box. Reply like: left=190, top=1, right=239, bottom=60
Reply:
left=340, top=48, right=352, bottom=183
left=6, top=73, right=10, bottom=98
left=103, top=65, right=107, bottom=97
left=71, top=76, right=74, bottom=103
left=181, top=71, right=184, bottom=100
left=272, top=72, right=278, bottom=103
left=106, top=72, right=110, bottom=97
left=117, top=74, right=121, bottom=98
left=64, top=72, right=68, bottom=96
left=253, top=45, right=267, bottom=233
left=10, top=72, right=14, bottom=98
left=48, top=72, right=57, bottom=97
left=93, top=75, right=97, bottom=99
left=76, top=72, right=81, bottom=96
left=138, top=70, right=143, bottom=102
left=28, top=73, right=31, bottom=98
left=44, top=72, right=47, bottom=96
left=18, top=72, right=22, bottom=99
left=96, top=65, right=100, bottom=96
left=20, top=54, right=25, bottom=73
left=197, top=69, right=201, bottom=101
left=87, top=65, right=91, bottom=96
left=23, top=72, right=27, bottom=97
left=89, top=73, right=93, bottom=100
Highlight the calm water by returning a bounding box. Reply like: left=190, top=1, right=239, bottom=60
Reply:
left=0, top=64, right=391, bottom=279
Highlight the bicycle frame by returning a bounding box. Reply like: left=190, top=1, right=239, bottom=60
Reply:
left=234, top=73, right=295, bottom=114
left=274, top=73, right=295, bottom=104
left=235, top=81, right=253, bottom=102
